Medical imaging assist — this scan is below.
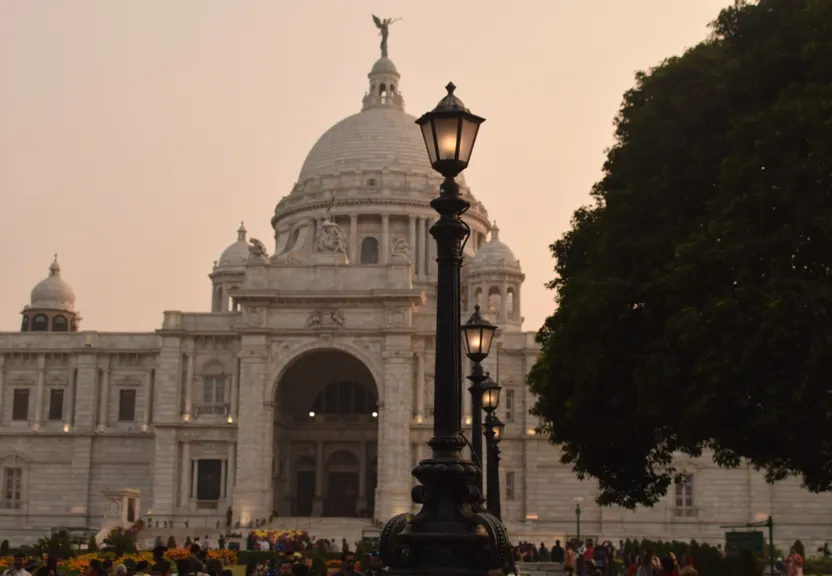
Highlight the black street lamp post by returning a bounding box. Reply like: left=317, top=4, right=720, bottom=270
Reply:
left=481, top=375, right=503, bottom=519
left=484, top=412, right=505, bottom=520
left=462, top=305, right=498, bottom=490
left=379, top=83, right=511, bottom=576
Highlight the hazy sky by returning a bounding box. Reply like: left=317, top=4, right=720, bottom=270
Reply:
left=0, top=0, right=733, bottom=333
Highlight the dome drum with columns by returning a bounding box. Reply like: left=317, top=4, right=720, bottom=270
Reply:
left=2, top=22, right=830, bottom=551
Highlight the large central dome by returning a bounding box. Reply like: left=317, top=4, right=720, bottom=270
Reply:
left=298, top=107, right=429, bottom=182
left=294, top=56, right=464, bottom=188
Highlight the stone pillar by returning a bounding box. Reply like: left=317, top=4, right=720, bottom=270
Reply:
left=34, top=354, right=46, bottom=430
left=408, top=216, right=417, bottom=269
left=230, top=355, right=239, bottom=420
left=415, top=352, right=425, bottom=422
left=312, top=440, right=324, bottom=516
left=180, top=441, right=191, bottom=508
left=499, top=281, right=508, bottom=323
left=227, top=442, right=236, bottom=502
left=0, top=355, right=5, bottom=426
left=143, top=369, right=153, bottom=429
left=375, top=345, right=413, bottom=521
left=349, top=214, right=358, bottom=263
left=429, top=217, right=439, bottom=278
left=513, top=285, right=521, bottom=322
left=357, top=440, right=367, bottom=513
left=184, top=351, right=194, bottom=419
left=98, top=362, right=110, bottom=431
left=381, top=214, right=390, bottom=264
left=191, top=457, right=199, bottom=499
left=417, top=217, right=426, bottom=278
left=232, top=339, right=271, bottom=525
left=220, top=459, right=227, bottom=501
left=66, top=358, right=76, bottom=429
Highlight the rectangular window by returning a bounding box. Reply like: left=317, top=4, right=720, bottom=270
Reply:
left=506, top=471, right=516, bottom=500
left=674, top=475, right=695, bottom=517
left=12, top=389, right=29, bottom=421
left=48, top=389, right=64, bottom=421
left=118, top=389, right=136, bottom=422
left=198, top=376, right=226, bottom=415
left=3, top=468, right=23, bottom=508
left=505, top=389, right=515, bottom=422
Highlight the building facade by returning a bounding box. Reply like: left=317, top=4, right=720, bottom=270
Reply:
left=1, top=51, right=831, bottom=549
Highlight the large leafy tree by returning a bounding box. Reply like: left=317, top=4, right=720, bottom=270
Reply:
left=529, top=0, right=832, bottom=508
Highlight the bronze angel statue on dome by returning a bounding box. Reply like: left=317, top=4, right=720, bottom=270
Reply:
left=373, top=15, right=400, bottom=59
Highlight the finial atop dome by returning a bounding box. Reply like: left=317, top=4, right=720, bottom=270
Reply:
left=50, top=253, right=61, bottom=276
left=363, top=16, right=405, bottom=112
left=490, top=221, right=500, bottom=240
left=237, top=222, right=247, bottom=241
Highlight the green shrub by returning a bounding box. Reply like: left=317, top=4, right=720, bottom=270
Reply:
left=0, top=540, right=9, bottom=555
left=35, top=530, right=76, bottom=560
left=806, top=556, right=832, bottom=575
left=102, top=528, right=137, bottom=557
left=87, top=536, right=98, bottom=553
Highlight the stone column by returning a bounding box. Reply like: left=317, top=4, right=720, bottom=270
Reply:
left=381, top=214, right=390, bottom=264
left=513, top=285, right=521, bottom=321
left=232, top=339, right=271, bottom=525
left=417, top=217, right=426, bottom=278
left=408, top=216, right=417, bottom=269
left=357, top=440, right=367, bottom=513
left=312, top=440, right=324, bottom=516
left=230, top=356, right=239, bottom=420
left=143, top=369, right=153, bottom=429
left=66, top=358, right=76, bottom=429
left=191, top=458, right=199, bottom=500
left=184, top=352, right=195, bottom=419
left=375, top=346, right=413, bottom=521
left=34, top=354, right=46, bottom=430
left=220, top=459, right=227, bottom=501
left=415, top=352, right=425, bottom=422
left=349, top=214, right=358, bottom=262
left=180, top=441, right=191, bottom=507
left=0, top=355, right=5, bottom=426
left=429, top=217, right=439, bottom=278
left=98, top=363, right=110, bottom=431
left=227, top=442, right=237, bottom=502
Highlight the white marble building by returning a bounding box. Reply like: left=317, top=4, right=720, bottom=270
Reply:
left=1, top=50, right=831, bottom=549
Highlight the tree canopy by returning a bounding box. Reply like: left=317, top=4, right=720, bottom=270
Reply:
left=528, top=0, right=832, bottom=508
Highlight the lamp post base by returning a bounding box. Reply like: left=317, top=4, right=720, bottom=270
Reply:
left=380, top=456, right=511, bottom=575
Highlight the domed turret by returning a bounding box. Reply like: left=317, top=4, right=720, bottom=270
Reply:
left=217, top=222, right=249, bottom=270
left=22, top=255, right=81, bottom=332
left=465, top=223, right=525, bottom=331
left=210, top=223, right=249, bottom=312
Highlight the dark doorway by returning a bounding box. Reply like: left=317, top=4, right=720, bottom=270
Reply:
left=327, top=472, right=359, bottom=517
left=296, top=470, right=315, bottom=517
left=197, top=459, right=223, bottom=501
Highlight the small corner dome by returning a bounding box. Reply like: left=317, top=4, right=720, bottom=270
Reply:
left=471, top=223, right=521, bottom=271
left=30, top=255, right=76, bottom=311
left=371, top=57, right=399, bottom=76
left=217, top=222, right=249, bottom=269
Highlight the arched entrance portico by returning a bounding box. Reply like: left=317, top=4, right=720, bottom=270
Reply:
left=273, top=349, right=379, bottom=518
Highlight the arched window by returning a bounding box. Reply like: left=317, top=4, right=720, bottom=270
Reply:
left=361, top=237, right=379, bottom=264
left=487, top=286, right=501, bottom=314
left=52, top=315, right=68, bottom=332
left=506, top=289, right=515, bottom=318
left=31, top=314, right=48, bottom=332
left=20, top=315, right=29, bottom=332
left=312, top=382, right=377, bottom=415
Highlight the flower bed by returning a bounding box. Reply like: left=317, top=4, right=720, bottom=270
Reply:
left=0, top=549, right=237, bottom=576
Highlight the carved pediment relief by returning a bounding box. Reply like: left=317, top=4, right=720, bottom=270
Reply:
left=9, top=375, right=34, bottom=386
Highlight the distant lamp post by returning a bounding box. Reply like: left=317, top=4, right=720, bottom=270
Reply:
left=463, top=304, right=498, bottom=488
left=380, top=83, right=510, bottom=576
left=574, top=497, right=584, bottom=541
left=484, top=412, right=505, bottom=520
